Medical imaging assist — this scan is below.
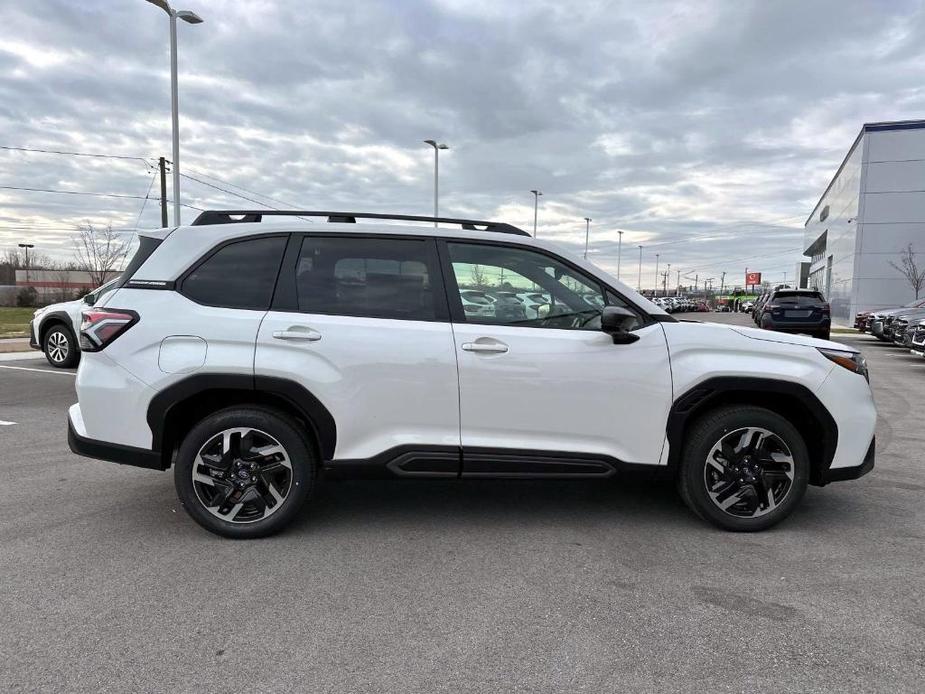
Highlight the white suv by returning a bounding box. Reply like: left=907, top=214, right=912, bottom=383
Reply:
left=29, top=277, right=119, bottom=368
left=67, top=211, right=877, bottom=538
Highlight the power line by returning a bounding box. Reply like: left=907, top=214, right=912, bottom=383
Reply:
left=0, top=145, right=149, bottom=163
left=184, top=167, right=303, bottom=210
left=134, top=170, right=159, bottom=230
left=0, top=185, right=202, bottom=210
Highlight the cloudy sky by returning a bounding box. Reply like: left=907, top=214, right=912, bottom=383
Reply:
left=1, top=0, right=924, bottom=289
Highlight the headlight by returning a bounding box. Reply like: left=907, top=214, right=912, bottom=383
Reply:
left=818, top=347, right=869, bottom=381
left=32, top=307, right=46, bottom=318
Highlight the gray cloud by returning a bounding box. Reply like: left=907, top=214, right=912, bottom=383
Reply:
left=1, top=0, right=924, bottom=289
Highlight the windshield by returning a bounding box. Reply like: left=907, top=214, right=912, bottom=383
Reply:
left=773, top=291, right=825, bottom=307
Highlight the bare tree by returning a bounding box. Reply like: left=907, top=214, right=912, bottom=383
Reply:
left=3, top=247, right=52, bottom=271
left=469, top=263, right=487, bottom=289
left=73, top=224, right=129, bottom=287
left=889, top=243, right=925, bottom=299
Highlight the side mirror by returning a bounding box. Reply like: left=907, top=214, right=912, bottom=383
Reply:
left=83, top=293, right=95, bottom=305
left=601, top=306, right=640, bottom=344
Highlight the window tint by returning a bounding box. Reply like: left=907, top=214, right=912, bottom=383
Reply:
left=773, top=291, right=825, bottom=306
left=446, top=241, right=641, bottom=330
left=296, top=236, right=438, bottom=320
left=182, top=236, right=286, bottom=310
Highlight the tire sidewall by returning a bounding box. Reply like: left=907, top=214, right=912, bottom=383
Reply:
left=174, top=407, right=316, bottom=539
left=681, top=407, right=809, bottom=531
left=43, top=325, right=79, bottom=369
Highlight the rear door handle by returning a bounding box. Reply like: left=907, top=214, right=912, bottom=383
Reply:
left=272, top=328, right=322, bottom=342
left=461, top=341, right=509, bottom=354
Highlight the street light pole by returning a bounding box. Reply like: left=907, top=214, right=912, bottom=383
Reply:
left=424, top=140, right=449, bottom=227
left=530, top=190, right=542, bottom=237
left=583, top=217, right=592, bottom=259
left=654, top=253, right=660, bottom=296
left=146, top=0, right=202, bottom=227
left=637, top=245, right=643, bottom=291
left=676, top=269, right=681, bottom=296
left=617, top=230, right=623, bottom=280
left=665, top=263, right=671, bottom=297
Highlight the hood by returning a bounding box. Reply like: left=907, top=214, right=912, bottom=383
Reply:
left=35, top=296, right=83, bottom=314
left=727, top=323, right=853, bottom=351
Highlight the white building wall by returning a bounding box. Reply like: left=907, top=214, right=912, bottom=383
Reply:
left=855, top=127, right=925, bottom=316
left=804, top=122, right=925, bottom=325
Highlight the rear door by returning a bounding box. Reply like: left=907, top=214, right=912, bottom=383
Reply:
left=255, top=234, right=460, bottom=473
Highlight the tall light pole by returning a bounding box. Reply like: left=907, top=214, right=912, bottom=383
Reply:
left=18, top=243, right=34, bottom=285
left=145, top=0, right=202, bottom=227
left=424, top=140, right=449, bottom=226
left=530, top=190, right=542, bottom=237
left=617, top=230, right=624, bottom=280
left=676, top=269, right=681, bottom=296
left=654, top=253, right=660, bottom=295
left=583, top=217, right=592, bottom=259
left=637, top=245, right=643, bottom=291
left=665, top=263, right=671, bottom=297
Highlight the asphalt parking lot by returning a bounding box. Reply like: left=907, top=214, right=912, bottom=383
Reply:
left=1, top=313, right=923, bottom=693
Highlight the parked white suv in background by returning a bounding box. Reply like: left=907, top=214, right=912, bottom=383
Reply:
left=29, top=277, right=119, bottom=368
left=68, top=211, right=876, bottom=538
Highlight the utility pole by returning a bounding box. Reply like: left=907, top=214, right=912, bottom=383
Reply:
left=530, top=190, right=542, bottom=237
left=617, top=230, right=623, bottom=280
left=18, top=243, right=34, bottom=284
left=745, top=266, right=749, bottom=294
left=583, top=217, right=592, bottom=259
left=665, top=263, right=671, bottom=297
left=695, top=274, right=699, bottom=291
left=654, top=253, right=660, bottom=295
left=637, top=245, right=643, bottom=292
left=676, top=269, right=681, bottom=297
left=720, top=271, right=726, bottom=297
left=158, top=157, right=169, bottom=228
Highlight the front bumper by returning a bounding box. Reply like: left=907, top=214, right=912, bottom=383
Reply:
left=67, top=406, right=165, bottom=471
left=28, top=320, right=40, bottom=349
left=821, top=437, right=875, bottom=483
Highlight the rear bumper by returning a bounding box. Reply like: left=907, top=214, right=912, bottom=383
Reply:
left=821, top=437, right=875, bottom=483
left=67, top=406, right=165, bottom=471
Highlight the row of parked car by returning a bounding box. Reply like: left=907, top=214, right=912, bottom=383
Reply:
left=459, top=288, right=605, bottom=321
left=748, top=287, right=831, bottom=341
left=855, top=299, right=925, bottom=352
left=651, top=296, right=709, bottom=313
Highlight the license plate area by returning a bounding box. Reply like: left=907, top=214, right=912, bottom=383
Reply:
left=785, top=310, right=811, bottom=318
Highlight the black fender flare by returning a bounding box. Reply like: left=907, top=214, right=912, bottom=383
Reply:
left=147, top=373, right=337, bottom=462
left=665, top=376, right=838, bottom=484
left=38, top=311, right=76, bottom=344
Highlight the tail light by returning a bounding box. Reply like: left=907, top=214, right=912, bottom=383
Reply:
left=822, top=303, right=831, bottom=314
left=79, top=308, right=139, bottom=352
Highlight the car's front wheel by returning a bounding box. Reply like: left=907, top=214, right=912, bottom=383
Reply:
left=678, top=406, right=809, bottom=531
left=42, top=324, right=80, bottom=368
left=174, top=407, right=316, bottom=538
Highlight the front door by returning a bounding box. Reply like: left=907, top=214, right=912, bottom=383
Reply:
left=441, top=240, right=672, bottom=474
left=255, top=234, right=460, bottom=473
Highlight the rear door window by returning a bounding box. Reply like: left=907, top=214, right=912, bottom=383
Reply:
left=295, top=236, right=442, bottom=321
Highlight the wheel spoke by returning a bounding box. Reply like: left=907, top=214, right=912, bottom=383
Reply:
left=711, top=480, right=746, bottom=510
left=753, top=476, right=776, bottom=514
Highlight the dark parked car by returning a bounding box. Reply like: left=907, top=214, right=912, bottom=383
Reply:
left=868, top=299, right=925, bottom=341
left=758, top=289, right=830, bottom=340
left=910, top=319, right=925, bottom=356
left=890, top=308, right=925, bottom=346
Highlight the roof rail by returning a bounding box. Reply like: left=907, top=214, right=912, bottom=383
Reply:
left=189, top=210, right=530, bottom=236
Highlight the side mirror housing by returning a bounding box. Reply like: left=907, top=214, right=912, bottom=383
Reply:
left=83, top=293, right=95, bottom=305
left=601, top=306, right=640, bottom=344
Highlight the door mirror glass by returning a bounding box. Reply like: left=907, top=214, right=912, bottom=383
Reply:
left=83, top=293, right=95, bottom=305
left=601, top=306, right=639, bottom=344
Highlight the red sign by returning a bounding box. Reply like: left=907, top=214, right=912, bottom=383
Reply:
left=746, top=272, right=762, bottom=286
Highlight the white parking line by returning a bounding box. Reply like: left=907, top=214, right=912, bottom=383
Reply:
left=0, top=365, right=76, bottom=376
left=0, top=420, right=15, bottom=426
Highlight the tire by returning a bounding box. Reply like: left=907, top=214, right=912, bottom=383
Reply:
left=174, top=407, right=316, bottom=539
left=42, top=324, right=80, bottom=369
left=677, top=406, right=809, bottom=532
left=817, top=330, right=830, bottom=341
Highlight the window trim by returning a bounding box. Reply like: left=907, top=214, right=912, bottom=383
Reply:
left=272, top=232, right=450, bottom=323
left=436, top=237, right=656, bottom=330
left=177, top=233, right=289, bottom=311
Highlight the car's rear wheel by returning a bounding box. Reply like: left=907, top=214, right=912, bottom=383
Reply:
left=42, top=324, right=79, bottom=368
left=678, top=406, right=809, bottom=531
left=174, top=407, right=316, bottom=538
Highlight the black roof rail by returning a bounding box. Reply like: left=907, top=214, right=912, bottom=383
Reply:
left=189, top=210, right=530, bottom=236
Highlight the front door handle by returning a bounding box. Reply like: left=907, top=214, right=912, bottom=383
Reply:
left=461, top=341, right=509, bottom=354
left=272, top=327, right=322, bottom=342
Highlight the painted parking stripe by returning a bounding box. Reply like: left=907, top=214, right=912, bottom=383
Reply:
left=0, top=420, right=15, bottom=426
left=0, top=365, right=76, bottom=376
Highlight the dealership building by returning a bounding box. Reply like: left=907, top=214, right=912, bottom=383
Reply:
left=804, top=119, right=925, bottom=325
